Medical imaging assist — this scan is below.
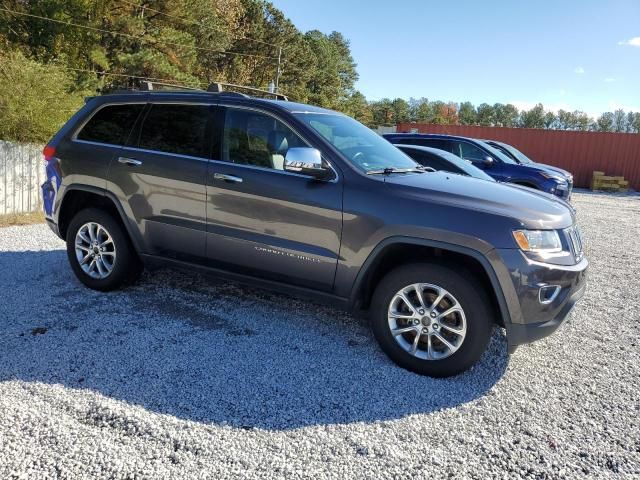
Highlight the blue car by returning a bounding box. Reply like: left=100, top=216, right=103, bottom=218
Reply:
left=383, top=133, right=573, bottom=199
left=484, top=140, right=573, bottom=188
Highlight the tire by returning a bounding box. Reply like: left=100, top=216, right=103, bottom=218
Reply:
left=370, top=263, right=492, bottom=377
left=66, top=207, right=142, bottom=291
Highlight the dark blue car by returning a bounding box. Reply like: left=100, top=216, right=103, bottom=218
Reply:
left=484, top=140, right=573, bottom=187
left=384, top=133, right=573, bottom=199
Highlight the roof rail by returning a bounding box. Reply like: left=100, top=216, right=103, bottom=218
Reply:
left=107, top=79, right=289, bottom=101
left=140, top=80, right=200, bottom=92
left=207, top=82, right=288, bottom=101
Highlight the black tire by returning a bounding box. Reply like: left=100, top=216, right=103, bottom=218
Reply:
left=66, top=208, right=142, bottom=291
left=370, top=263, right=492, bottom=377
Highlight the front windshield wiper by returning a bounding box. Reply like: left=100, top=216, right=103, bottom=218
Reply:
left=366, top=167, right=427, bottom=175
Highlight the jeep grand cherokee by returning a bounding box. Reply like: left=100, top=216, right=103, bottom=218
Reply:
left=42, top=88, right=588, bottom=377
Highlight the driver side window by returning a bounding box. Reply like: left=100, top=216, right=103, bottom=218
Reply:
left=222, top=108, right=306, bottom=170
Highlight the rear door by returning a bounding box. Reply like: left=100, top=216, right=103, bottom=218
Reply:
left=107, top=102, right=214, bottom=261
left=205, top=106, right=343, bottom=291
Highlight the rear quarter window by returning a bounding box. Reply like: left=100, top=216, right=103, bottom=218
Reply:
left=76, top=104, right=144, bottom=145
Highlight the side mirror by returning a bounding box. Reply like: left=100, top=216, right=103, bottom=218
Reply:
left=482, top=156, right=495, bottom=168
left=284, top=148, right=331, bottom=179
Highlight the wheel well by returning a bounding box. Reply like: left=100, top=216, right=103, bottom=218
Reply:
left=58, top=190, right=123, bottom=239
left=355, top=243, right=504, bottom=327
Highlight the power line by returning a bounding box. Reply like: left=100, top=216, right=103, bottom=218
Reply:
left=65, top=67, right=207, bottom=87
left=0, top=7, right=279, bottom=60
left=119, top=0, right=284, bottom=49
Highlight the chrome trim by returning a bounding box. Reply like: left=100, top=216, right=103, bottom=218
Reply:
left=565, top=225, right=584, bottom=262
left=207, top=157, right=339, bottom=183
left=213, top=173, right=243, bottom=183
left=118, top=145, right=211, bottom=162
left=117, top=157, right=143, bottom=166
left=538, top=284, right=561, bottom=304
left=71, top=100, right=341, bottom=183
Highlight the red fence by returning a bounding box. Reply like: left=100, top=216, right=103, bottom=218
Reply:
left=395, top=123, right=640, bottom=190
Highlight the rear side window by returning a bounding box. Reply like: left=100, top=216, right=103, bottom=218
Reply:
left=77, top=104, right=144, bottom=145
left=139, top=104, right=210, bottom=157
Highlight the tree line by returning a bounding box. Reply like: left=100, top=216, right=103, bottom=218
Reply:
left=365, top=98, right=640, bottom=133
left=0, top=0, right=638, bottom=143
left=0, top=0, right=360, bottom=142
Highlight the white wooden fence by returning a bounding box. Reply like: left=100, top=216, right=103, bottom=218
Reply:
left=0, top=140, right=45, bottom=215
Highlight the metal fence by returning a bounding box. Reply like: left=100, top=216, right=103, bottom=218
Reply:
left=0, top=141, right=44, bottom=215
left=395, top=123, right=640, bottom=190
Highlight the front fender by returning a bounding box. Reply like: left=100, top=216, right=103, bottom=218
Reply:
left=343, top=235, right=521, bottom=327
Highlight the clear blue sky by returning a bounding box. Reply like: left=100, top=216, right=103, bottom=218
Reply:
left=271, top=0, right=640, bottom=116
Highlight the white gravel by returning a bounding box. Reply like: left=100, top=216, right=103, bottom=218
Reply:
left=0, top=191, right=638, bottom=479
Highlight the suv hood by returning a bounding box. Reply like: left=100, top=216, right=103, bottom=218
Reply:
left=532, top=162, right=572, bottom=179
left=517, top=162, right=571, bottom=181
left=383, top=172, right=575, bottom=229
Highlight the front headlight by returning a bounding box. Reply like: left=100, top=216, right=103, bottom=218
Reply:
left=512, top=229, right=562, bottom=253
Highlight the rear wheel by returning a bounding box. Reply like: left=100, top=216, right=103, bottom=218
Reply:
left=370, top=263, right=492, bottom=377
left=66, top=208, right=141, bottom=291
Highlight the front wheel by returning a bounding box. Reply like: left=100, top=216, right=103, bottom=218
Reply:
left=66, top=208, right=142, bottom=291
left=370, top=263, right=493, bottom=377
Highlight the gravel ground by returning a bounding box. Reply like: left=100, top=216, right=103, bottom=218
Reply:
left=0, top=191, right=638, bottom=479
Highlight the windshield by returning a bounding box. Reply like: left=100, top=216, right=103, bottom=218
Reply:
left=294, top=113, right=419, bottom=172
left=496, top=142, right=533, bottom=164
left=477, top=141, right=518, bottom=164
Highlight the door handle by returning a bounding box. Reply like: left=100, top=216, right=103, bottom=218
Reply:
left=213, top=173, right=243, bottom=183
left=118, top=157, right=143, bottom=166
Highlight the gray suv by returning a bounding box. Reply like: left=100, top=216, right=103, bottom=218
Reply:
left=42, top=88, right=588, bottom=377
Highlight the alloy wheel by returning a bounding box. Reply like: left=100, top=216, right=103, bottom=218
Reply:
left=74, top=222, right=117, bottom=279
left=387, top=283, right=467, bottom=360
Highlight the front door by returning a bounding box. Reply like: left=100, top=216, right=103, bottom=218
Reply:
left=205, top=106, right=343, bottom=291
left=108, top=102, right=213, bottom=261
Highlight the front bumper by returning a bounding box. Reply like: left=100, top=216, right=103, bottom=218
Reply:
left=506, top=279, right=586, bottom=353
left=493, top=249, right=588, bottom=353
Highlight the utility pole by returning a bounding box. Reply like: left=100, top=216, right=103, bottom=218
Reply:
left=275, top=47, right=282, bottom=93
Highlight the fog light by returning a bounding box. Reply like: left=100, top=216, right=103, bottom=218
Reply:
left=539, top=285, right=561, bottom=304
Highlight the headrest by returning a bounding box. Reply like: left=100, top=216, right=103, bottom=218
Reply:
left=268, top=131, right=289, bottom=154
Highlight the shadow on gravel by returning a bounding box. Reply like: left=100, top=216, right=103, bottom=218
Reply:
left=0, top=250, right=509, bottom=430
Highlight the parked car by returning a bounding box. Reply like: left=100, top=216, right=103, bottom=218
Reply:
left=394, top=144, right=495, bottom=181
left=383, top=133, right=573, bottom=199
left=42, top=87, right=587, bottom=377
left=484, top=139, right=573, bottom=184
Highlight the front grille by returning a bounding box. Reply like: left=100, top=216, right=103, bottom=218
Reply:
left=565, top=225, right=584, bottom=261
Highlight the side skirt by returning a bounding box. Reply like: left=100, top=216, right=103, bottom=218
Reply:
left=140, top=254, right=351, bottom=311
